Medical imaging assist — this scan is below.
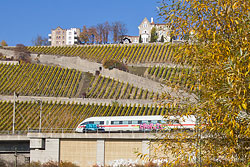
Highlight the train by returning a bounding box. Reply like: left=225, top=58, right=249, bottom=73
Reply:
left=75, top=115, right=196, bottom=133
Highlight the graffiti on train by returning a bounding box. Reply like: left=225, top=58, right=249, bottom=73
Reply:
left=139, top=123, right=163, bottom=130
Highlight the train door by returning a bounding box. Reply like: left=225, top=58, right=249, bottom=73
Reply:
left=105, top=120, right=110, bottom=132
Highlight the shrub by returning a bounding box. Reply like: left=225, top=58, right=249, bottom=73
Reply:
left=23, top=160, right=79, bottom=167
left=103, top=59, right=128, bottom=72
left=0, top=53, right=4, bottom=60
left=13, top=44, right=31, bottom=63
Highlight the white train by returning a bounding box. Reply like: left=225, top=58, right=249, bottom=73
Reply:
left=75, top=115, right=196, bottom=133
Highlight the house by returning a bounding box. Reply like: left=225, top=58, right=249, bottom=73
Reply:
left=122, top=36, right=139, bottom=44
left=48, top=27, right=81, bottom=46
left=138, top=17, right=171, bottom=43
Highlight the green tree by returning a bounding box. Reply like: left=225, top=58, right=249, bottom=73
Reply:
left=139, top=35, right=142, bottom=43
left=147, top=0, right=250, bottom=166
left=150, top=27, right=158, bottom=43
left=0, top=40, right=8, bottom=46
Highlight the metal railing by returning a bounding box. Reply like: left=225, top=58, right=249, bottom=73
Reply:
left=27, top=128, right=76, bottom=133
left=0, top=130, right=29, bottom=135
left=0, top=127, right=195, bottom=135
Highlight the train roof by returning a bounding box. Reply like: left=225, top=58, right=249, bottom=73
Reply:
left=80, top=115, right=185, bottom=122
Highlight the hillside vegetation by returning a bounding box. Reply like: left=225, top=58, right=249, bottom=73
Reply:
left=145, top=66, right=196, bottom=92
left=0, top=101, right=183, bottom=133
left=27, top=43, right=175, bottom=64
left=0, top=63, right=158, bottom=99
left=87, top=75, right=158, bottom=99
left=0, top=63, right=82, bottom=97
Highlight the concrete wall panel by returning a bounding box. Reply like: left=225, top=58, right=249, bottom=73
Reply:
left=105, top=140, right=142, bottom=165
left=30, top=139, right=59, bottom=163
left=60, top=139, right=97, bottom=167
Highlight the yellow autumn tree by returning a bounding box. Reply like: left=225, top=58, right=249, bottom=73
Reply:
left=148, top=0, right=250, bottom=166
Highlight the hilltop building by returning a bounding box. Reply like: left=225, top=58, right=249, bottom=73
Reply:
left=138, top=17, right=171, bottom=43
left=48, top=27, right=81, bottom=46
left=122, top=17, right=171, bottom=44
left=122, top=36, right=139, bottom=44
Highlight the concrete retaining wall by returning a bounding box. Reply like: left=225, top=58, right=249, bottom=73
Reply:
left=0, top=95, right=157, bottom=106
left=29, top=133, right=152, bottom=167
left=0, top=153, right=29, bottom=167
left=0, top=49, right=16, bottom=58
left=30, top=139, right=59, bottom=163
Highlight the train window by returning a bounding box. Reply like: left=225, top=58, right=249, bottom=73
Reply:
left=112, top=121, right=119, bottom=125
left=94, top=121, right=100, bottom=124
left=106, top=121, right=109, bottom=125
left=123, top=121, right=128, bottom=124
left=142, top=120, right=147, bottom=123
left=100, top=121, right=104, bottom=125
left=89, top=121, right=94, bottom=124
left=132, top=120, right=138, bottom=124
left=138, top=120, right=142, bottom=124
left=148, top=120, right=151, bottom=123
left=128, top=121, right=132, bottom=124
left=158, top=120, right=167, bottom=124
left=119, top=121, right=123, bottom=124
left=152, top=120, right=157, bottom=124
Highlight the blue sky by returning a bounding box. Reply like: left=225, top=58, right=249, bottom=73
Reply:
left=0, top=0, right=163, bottom=46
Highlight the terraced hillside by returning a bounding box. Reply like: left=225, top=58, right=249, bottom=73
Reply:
left=87, top=75, right=158, bottom=99
left=0, top=63, right=158, bottom=99
left=0, top=101, right=184, bottom=133
left=0, top=63, right=83, bottom=97
left=145, top=66, right=197, bottom=91
left=0, top=44, right=196, bottom=135
left=27, top=43, right=175, bottom=64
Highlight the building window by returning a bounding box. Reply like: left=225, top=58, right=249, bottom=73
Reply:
left=69, top=32, right=72, bottom=35
left=69, top=37, right=71, bottom=40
